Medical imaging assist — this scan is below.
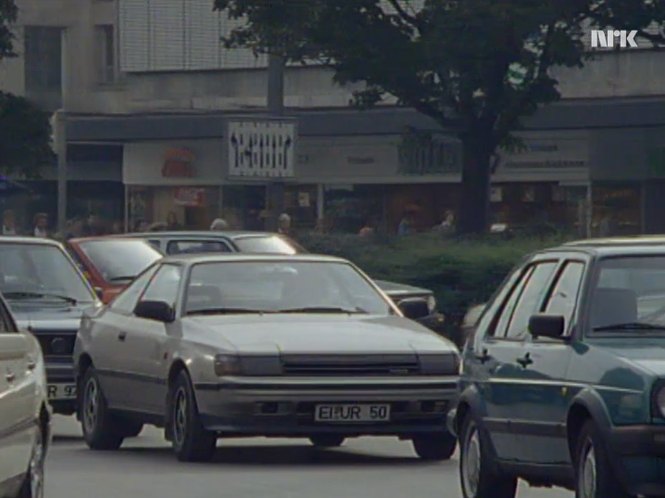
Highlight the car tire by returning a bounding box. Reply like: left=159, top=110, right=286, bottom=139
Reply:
left=80, top=367, right=124, bottom=450
left=574, top=420, right=630, bottom=498
left=309, top=435, right=345, bottom=448
left=412, top=432, right=457, bottom=461
left=18, top=425, right=46, bottom=498
left=169, top=370, right=217, bottom=462
left=459, top=415, right=517, bottom=498
left=118, top=420, right=143, bottom=438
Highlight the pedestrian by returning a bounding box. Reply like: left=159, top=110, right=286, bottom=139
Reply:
left=32, top=213, right=49, bottom=238
left=358, top=218, right=375, bottom=238
left=2, top=209, right=17, bottom=235
left=210, top=218, right=229, bottom=231
left=166, top=211, right=182, bottom=230
left=277, top=213, right=291, bottom=236
left=133, top=219, right=149, bottom=233
left=397, top=212, right=413, bottom=236
left=434, top=210, right=455, bottom=234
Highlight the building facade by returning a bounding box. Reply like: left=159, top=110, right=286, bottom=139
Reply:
left=1, top=0, right=664, bottom=235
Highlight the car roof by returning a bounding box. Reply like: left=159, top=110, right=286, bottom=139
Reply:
left=0, top=235, right=63, bottom=247
left=68, top=236, right=159, bottom=244
left=545, top=236, right=665, bottom=257
left=160, top=253, right=347, bottom=265
left=120, top=231, right=278, bottom=240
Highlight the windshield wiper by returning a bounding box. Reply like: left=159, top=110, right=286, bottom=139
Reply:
left=276, top=306, right=366, bottom=314
left=3, top=291, right=77, bottom=305
left=593, top=322, right=665, bottom=332
left=187, top=308, right=270, bottom=316
left=109, top=276, right=136, bottom=282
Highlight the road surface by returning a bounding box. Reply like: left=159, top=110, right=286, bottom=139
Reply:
left=46, top=416, right=572, bottom=498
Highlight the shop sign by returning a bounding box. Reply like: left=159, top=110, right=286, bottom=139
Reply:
left=173, top=187, right=206, bottom=207
left=227, top=119, right=297, bottom=178
left=398, top=128, right=461, bottom=175
left=499, top=139, right=587, bottom=170
left=162, top=148, right=196, bottom=178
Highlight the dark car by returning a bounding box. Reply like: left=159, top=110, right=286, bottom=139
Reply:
left=120, top=231, right=446, bottom=334
left=447, top=237, right=665, bottom=498
left=0, top=237, right=100, bottom=415
left=66, top=237, right=164, bottom=304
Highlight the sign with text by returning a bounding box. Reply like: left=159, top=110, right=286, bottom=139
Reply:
left=227, top=119, right=297, bottom=178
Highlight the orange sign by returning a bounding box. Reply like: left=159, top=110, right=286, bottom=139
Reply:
left=162, top=147, right=195, bottom=178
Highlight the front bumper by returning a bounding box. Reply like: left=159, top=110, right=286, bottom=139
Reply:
left=195, top=376, right=457, bottom=437
left=608, top=425, right=665, bottom=495
left=45, top=360, right=76, bottom=414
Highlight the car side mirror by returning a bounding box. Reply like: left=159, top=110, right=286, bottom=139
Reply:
left=398, top=298, right=430, bottom=320
left=134, top=300, right=175, bottom=323
left=529, top=314, right=565, bottom=339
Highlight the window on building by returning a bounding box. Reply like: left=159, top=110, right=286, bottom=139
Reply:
left=24, top=26, right=63, bottom=108
left=95, top=25, right=115, bottom=84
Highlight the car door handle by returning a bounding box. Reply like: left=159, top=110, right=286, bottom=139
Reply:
left=475, top=349, right=492, bottom=364
left=118, top=332, right=127, bottom=342
left=26, top=359, right=37, bottom=371
left=516, top=353, right=533, bottom=368
left=5, top=370, right=16, bottom=383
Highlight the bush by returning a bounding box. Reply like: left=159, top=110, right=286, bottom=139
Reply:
left=296, top=231, right=574, bottom=329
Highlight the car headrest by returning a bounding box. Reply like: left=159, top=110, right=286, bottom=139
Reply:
left=590, top=287, right=638, bottom=329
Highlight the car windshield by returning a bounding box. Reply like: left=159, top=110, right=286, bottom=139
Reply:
left=233, top=235, right=307, bottom=255
left=589, top=256, right=665, bottom=335
left=78, top=239, right=162, bottom=283
left=185, top=260, right=391, bottom=315
left=0, top=243, right=94, bottom=304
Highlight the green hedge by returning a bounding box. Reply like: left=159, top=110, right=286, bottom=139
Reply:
left=297, top=231, right=573, bottom=327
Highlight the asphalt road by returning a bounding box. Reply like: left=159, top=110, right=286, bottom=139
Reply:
left=46, top=416, right=573, bottom=498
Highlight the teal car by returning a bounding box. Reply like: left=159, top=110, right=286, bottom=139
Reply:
left=447, top=237, right=665, bottom=498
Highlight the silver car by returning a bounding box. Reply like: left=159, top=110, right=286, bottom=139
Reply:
left=0, top=293, right=50, bottom=498
left=74, top=254, right=459, bottom=462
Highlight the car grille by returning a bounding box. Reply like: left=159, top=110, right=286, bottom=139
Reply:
left=281, top=354, right=420, bottom=376
left=32, top=330, right=77, bottom=360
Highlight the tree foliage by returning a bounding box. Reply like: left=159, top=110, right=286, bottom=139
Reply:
left=0, top=0, right=53, bottom=177
left=214, top=0, right=665, bottom=233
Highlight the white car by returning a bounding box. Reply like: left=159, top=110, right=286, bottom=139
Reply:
left=0, top=293, right=50, bottom=498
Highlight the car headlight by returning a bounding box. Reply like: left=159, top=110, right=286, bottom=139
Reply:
left=654, top=382, right=665, bottom=418
left=214, top=354, right=242, bottom=376
left=427, top=295, right=437, bottom=314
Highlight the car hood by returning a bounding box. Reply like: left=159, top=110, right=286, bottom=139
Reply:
left=184, top=314, right=455, bottom=355
left=373, top=279, right=431, bottom=297
left=8, top=302, right=92, bottom=331
left=593, top=339, right=665, bottom=376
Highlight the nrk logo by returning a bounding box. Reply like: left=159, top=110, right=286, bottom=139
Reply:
left=590, top=29, right=638, bottom=49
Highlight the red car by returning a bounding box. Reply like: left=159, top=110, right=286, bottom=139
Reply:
left=66, top=237, right=163, bottom=303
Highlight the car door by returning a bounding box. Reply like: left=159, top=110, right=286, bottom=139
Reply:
left=514, top=257, right=586, bottom=465
left=122, top=264, right=183, bottom=414
left=92, top=265, right=159, bottom=409
left=474, top=259, right=559, bottom=461
left=0, top=299, right=33, bottom=484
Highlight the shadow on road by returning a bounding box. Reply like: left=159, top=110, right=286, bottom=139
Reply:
left=113, top=444, right=439, bottom=468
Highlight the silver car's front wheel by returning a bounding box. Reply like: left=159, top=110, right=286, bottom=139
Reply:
left=169, top=370, right=216, bottom=462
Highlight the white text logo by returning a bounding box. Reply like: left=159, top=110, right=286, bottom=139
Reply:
left=591, top=29, right=638, bottom=48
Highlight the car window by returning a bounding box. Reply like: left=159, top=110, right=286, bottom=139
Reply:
left=0, top=243, right=95, bottom=304
left=503, top=262, right=558, bottom=340
left=110, top=265, right=159, bottom=313
left=544, top=261, right=585, bottom=334
left=140, top=264, right=182, bottom=306
left=233, top=235, right=305, bottom=254
left=147, top=240, right=162, bottom=251
left=491, top=266, right=534, bottom=338
left=78, top=239, right=162, bottom=283
left=0, top=300, right=12, bottom=333
left=166, top=240, right=231, bottom=255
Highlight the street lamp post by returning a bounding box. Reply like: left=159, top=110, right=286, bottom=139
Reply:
left=53, top=109, right=67, bottom=234
left=266, top=52, right=286, bottom=232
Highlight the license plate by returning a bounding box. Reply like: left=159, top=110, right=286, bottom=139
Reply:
left=47, top=383, right=77, bottom=400
left=314, top=404, right=390, bottom=423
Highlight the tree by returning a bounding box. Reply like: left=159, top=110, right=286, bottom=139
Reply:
left=214, top=0, right=665, bottom=234
left=0, top=0, right=53, bottom=178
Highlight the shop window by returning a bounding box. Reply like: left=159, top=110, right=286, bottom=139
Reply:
left=24, top=26, right=63, bottom=109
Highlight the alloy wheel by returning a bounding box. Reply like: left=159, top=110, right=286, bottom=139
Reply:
left=173, top=387, right=188, bottom=447
left=462, top=425, right=481, bottom=497
left=579, top=439, right=597, bottom=498
left=83, top=377, right=99, bottom=435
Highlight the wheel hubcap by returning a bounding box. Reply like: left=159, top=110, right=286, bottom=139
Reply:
left=83, top=378, right=98, bottom=434
left=580, top=440, right=597, bottom=498
left=462, top=426, right=481, bottom=497
left=173, top=388, right=187, bottom=446
left=29, top=431, right=44, bottom=498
